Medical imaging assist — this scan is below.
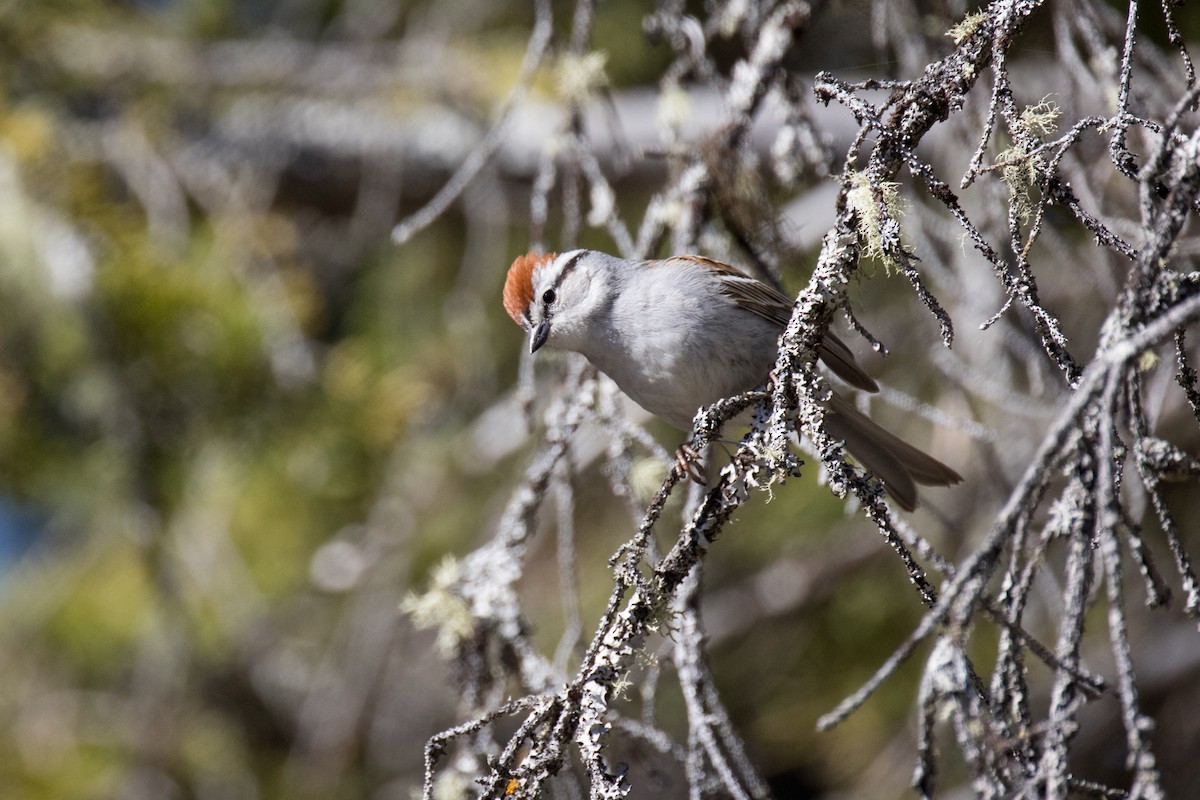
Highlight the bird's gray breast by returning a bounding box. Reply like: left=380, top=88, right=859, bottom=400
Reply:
left=582, top=265, right=781, bottom=429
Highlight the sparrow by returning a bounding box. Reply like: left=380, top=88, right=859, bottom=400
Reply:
left=503, top=249, right=961, bottom=510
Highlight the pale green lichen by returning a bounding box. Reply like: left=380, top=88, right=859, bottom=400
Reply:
left=1019, top=97, right=1061, bottom=136
left=946, top=10, right=988, bottom=45
left=656, top=83, right=691, bottom=132
left=429, top=769, right=473, bottom=800
left=997, top=97, right=1060, bottom=222
left=740, top=432, right=804, bottom=501
left=845, top=170, right=905, bottom=274
left=556, top=51, right=609, bottom=101
left=401, top=556, right=474, bottom=657
left=629, top=455, right=668, bottom=503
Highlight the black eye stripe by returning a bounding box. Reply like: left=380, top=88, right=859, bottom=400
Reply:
left=549, top=251, right=587, bottom=294
left=533, top=251, right=585, bottom=321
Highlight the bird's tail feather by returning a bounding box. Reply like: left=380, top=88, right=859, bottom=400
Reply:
left=824, top=392, right=962, bottom=511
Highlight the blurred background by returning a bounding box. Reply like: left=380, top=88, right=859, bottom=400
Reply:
left=1, top=1, right=1199, bottom=798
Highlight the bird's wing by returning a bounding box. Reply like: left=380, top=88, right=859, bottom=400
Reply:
left=664, top=255, right=879, bottom=393
left=654, top=256, right=961, bottom=510
left=815, top=333, right=879, bottom=393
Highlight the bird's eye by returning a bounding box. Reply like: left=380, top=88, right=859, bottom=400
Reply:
left=542, top=289, right=556, bottom=304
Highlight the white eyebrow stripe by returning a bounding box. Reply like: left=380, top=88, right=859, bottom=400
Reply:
left=547, top=250, right=587, bottom=292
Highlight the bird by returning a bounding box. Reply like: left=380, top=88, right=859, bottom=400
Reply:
left=502, top=249, right=961, bottom=510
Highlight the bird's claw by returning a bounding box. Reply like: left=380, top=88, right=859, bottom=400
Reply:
left=674, top=443, right=706, bottom=485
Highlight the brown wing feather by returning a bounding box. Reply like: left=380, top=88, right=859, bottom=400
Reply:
left=665, top=255, right=879, bottom=392
left=674, top=255, right=794, bottom=327
left=817, top=335, right=880, bottom=393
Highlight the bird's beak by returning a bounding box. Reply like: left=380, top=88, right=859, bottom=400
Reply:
left=529, top=320, right=551, bottom=353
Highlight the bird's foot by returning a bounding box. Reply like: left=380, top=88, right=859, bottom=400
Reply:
left=674, top=443, right=706, bottom=485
